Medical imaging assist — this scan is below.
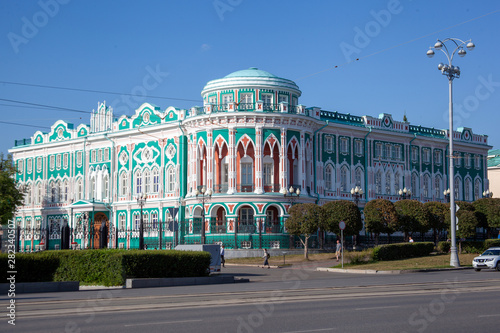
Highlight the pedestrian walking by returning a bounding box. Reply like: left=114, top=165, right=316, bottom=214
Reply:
left=262, top=249, right=270, bottom=269
left=336, top=240, right=342, bottom=262
left=220, top=244, right=225, bottom=267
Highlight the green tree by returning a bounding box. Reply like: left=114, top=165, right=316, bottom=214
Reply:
left=285, top=203, right=323, bottom=259
left=473, top=198, right=500, bottom=237
left=322, top=200, right=362, bottom=236
left=445, top=201, right=480, bottom=245
left=424, top=201, right=448, bottom=244
left=394, top=200, right=431, bottom=241
left=0, top=153, right=25, bottom=225
left=364, top=199, right=398, bottom=245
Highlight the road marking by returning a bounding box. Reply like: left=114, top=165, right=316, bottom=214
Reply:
left=355, top=305, right=401, bottom=311
left=124, top=319, right=202, bottom=327
left=282, top=329, right=336, bottom=333
left=478, top=314, right=500, bottom=318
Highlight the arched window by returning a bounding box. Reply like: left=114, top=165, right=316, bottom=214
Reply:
left=434, top=175, right=442, bottom=199
left=411, top=173, right=418, bottom=196
left=63, top=180, right=69, bottom=202
left=152, top=168, right=159, bottom=193
left=36, top=182, right=43, bottom=204
left=75, top=178, right=83, bottom=201
left=25, top=184, right=32, bottom=206
left=118, top=214, right=126, bottom=230
left=134, top=214, right=140, bottom=230
left=103, top=174, right=109, bottom=200
left=474, top=179, right=481, bottom=201
left=167, top=166, right=175, bottom=192
left=263, top=156, right=274, bottom=188
left=375, top=170, right=382, bottom=194
left=240, top=155, right=254, bottom=192
left=50, top=181, right=56, bottom=203
left=423, top=174, right=430, bottom=198
left=355, top=168, right=363, bottom=188
left=151, top=212, right=158, bottom=230
left=325, top=165, right=333, bottom=191
left=135, top=170, right=142, bottom=195
left=340, top=166, right=349, bottom=192
left=144, top=169, right=151, bottom=194
left=385, top=172, right=391, bottom=195
left=464, top=178, right=472, bottom=201
left=89, top=177, right=96, bottom=200
left=119, top=172, right=128, bottom=196
left=58, top=180, right=63, bottom=202
left=454, top=177, right=461, bottom=200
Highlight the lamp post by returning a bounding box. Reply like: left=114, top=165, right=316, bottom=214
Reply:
left=427, top=37, right=475, bottom=267
left=350, top=186, right=363, bottom=206
left=195, top=186, right=212, bottom=245
left=398, top=187, right=412, bottom=200
left=444, top=188, right=451, bottom=203
left=137, top=193, right=147, bottom=250
left=482, top=190, right=493, bottom=198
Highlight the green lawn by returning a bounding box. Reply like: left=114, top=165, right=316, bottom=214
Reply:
left=333, top=253, right=477, bottom=270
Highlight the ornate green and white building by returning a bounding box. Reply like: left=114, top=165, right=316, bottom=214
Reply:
left=9, top=68, right=491, bottom=251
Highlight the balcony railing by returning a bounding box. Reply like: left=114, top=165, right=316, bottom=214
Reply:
left=265, top=219, right=282, bottom=233
left=263, top=184, right=280, bottom=193
left=189, top=103, right=310, bottom=117
left=237, top=219, right=256, bottom=233
left=236, top=184, right=254, bottom=193
left=210, top=219, right=226, bottom=234
left=213, top=184, right=229, bottom=194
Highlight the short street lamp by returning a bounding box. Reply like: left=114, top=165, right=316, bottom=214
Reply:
left=444, top=188, right=451, bottom=203
left=398, top=187, right=412, bottom=200
left=280, top=186, right=300, bottom=203
left=483, top=190, right=493, bottom=198
left=350, top=186, right=363, bottom=206
left=195, top=186, right=212, bottom=245
left=137, top=193, right=147, bottom=250
left=427, top=37, right=474, bottom=268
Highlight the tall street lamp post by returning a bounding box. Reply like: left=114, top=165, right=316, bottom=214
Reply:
left=427, top=37, right=475, bottom=267
left=137, top=193, right=147, bottom=250
left=195, top=186, right=212, bottom=245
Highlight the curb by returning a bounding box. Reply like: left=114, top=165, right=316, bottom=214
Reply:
left=316, top=266, right=473, bottom=274
left=125, top=276, right=249, bottom=289
left=0, top=281, right=79, bottom=294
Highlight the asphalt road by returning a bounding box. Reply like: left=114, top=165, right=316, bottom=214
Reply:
left=4, top=263, right=500, bottom=333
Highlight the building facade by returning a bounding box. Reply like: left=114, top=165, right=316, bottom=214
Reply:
left=10, top=68, right=491, bottom=251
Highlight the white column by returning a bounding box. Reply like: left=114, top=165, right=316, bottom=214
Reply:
left=255, top=127, right=263, bottom=194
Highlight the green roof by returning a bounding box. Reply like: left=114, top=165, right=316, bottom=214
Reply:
left=224, top=67, right=278, bottom=78
left=488, top=149, right=500, bottom=167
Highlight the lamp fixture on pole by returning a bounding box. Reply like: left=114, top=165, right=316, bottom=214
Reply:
left=280, top=186, right=300, bottom=203
left=398, top=187, right=412, bottom=200
left=427, top=37, right=475, bottom=268
left=196, top=186, right=212, bottom=245
left=482, top=189, right=493, bottom=198
left=443, top=188, right=451, bottom=203
left=350, top=186, right=363, bottom=206
left=137, top=193, right=147, bottom=250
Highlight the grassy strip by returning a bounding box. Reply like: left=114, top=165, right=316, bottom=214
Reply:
left=332, top=253, right=477, bottom=270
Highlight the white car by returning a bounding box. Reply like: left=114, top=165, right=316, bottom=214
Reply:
left=473, top=247, right=500, bottom=271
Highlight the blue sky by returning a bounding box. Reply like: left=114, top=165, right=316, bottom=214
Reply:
left=1, top=0, right=499, bottom=155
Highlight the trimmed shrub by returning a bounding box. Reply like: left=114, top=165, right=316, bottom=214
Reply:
left=484, top=239, right=500, bottom=249
left=372, top=242, right=434, bottom=261
left=0, top=251, right=60, bottom=282
left=460, top=241, right=484, bottom=254
left=0, top=249, right=211, bottom=286
left=437, top=241, right=450, bottom=254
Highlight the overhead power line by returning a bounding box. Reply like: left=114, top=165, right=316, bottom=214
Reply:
left=0, top=80, right=203, bottom=103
